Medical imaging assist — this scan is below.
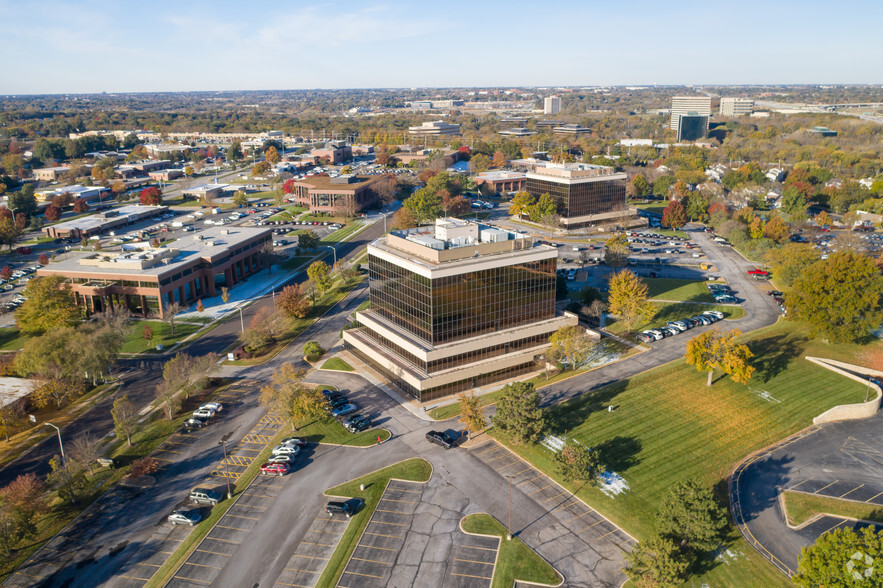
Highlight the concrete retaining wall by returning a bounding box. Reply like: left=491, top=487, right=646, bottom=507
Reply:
left=806, top=356, right=882, bottom=424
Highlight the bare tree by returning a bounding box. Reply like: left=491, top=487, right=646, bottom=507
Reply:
left=111, top=395, right=138, bottom=446
left=162, top=302, right=181, bottom=336
left=155, top=381, right=181, bottom=420
left=68, top=432, right=101, bottom=474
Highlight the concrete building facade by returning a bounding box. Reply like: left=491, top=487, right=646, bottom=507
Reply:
left=544, top=96, right=561, bottom=115
left=720, top=97, right=754, bottom=117
left=408, top=121, right=461, bottom=137
left=343, top=218, right=579, bottom=402
left=669, top=96, right=712, bottom=134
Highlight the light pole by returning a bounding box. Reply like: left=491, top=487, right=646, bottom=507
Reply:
left=507, top=475, right=512, bottom=541
left=238, top=306, right=244, bottom=332
left=44, top=422, right=65, bottom=466
left=219, top=440, right=232, bottom=499
left=322, top=244, right=337, bottom=266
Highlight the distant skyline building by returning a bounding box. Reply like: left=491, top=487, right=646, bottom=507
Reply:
left=543, top=96, right=561, bottom=115
left=675, top=114, right=709, bottom=141
left=669, top=96, right=712, bottom=134
left=719, top=97, right=754, bottom=116
left=525, top=162, right=630, bottom=229
left=408, top=120, right=461, bottom=137
left=343, top=218, right=579, bottom=401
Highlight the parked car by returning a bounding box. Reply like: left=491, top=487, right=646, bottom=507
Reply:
left=168, top=509, right=202, bottom=526
left=271, top=444, right=302, bottom=456
left=636, top=332, right=654, bottom=343
left=703, top=310, right=725, bottom=321
left=331, top=403, right=357, bottom=418
left=192, top=408, right=216, bottom=419
left=425, top=430, right=455, bottom=449
left=279, top=436, right=307, bottom=446
left=190, top=488, right=222, bottom=505
left=325, top=501, right=358, bottom=518
left=183, top=416, right=208, bottom=430
left=344, top=415, right=372, bottom=433
left=260, top=462, right=290, bottom=476
left=200, top=402, right=223, bottom=413
left=268, top=454, right=297, bottom=465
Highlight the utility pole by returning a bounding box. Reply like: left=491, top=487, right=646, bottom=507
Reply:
left=219, top=440, right=232, bottom=499
left=45, top=422, right=65, bottom=467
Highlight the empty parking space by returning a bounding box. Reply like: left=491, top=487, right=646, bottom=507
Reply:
left=273, top=513, right=351, bottom=587
left=785, top=478, right=883, bottom=506
left=211, top=409, right=286, bottom=482
left=443, top=533, right=498, bottom=588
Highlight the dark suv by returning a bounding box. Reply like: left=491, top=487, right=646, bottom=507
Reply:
left=326, top=501, right=358, bottom=518
left=425, top=430, right=455, bottom=449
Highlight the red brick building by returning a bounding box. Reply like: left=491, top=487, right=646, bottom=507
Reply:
left=290, top=174, right=392, bottom=214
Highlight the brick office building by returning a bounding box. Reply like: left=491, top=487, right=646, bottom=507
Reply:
left=289, top=174, right=392, bottom=214
left=37, top=226, right=273, bottom=317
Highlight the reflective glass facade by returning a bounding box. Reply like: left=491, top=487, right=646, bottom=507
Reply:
left=525, top=177, right=626, bottom=219
left=369, top=255, right=555, bottom=345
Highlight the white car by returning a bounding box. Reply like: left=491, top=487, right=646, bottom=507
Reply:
left=272, top=444, right=302, bottom=456
left=192, top=408, right=216, bottom=419
left=200, top=402, right=223, bottom=413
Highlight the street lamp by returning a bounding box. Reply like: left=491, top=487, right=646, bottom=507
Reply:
left=322, top=244, right=337, bottom=266
left=238, top=306, right=245, bottom=332
left=219, top=440, right=232, bottom=499
left=44, top=422, right=65, bottom=466
left=507, top=475, right=512, bottom=541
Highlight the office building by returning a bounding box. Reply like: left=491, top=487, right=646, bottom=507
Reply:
left=719, top=97, right=754, bottom=117
left=525, top=162, right=629, bottom=229
left=41, top=204, right=167, bottom=239
left=289, top=174, right=392, bottom=214
left=498, top=127, right=537, bottom=136
left=310, top=141, right=352, bottom=164
left=408, top=121, right=461, bottom=137
left=343, top=218, right=579, bottom=401
left=552, top=124, right=591, bottom=135
left=472, top=171, right=527, bottom=194
left=35, top=185, right=103, bottom=205
left=809, top=126, right=838, bottom=137
left=669, top=96, right=712, bottom=134
left=675, top=114, right=709, bottom=142
left=38, top=226, right=272, bottom=317
left=544, top=96, right=561, bottom=115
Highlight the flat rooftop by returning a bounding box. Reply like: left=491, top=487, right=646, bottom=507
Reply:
left=47, top=205, right=166, bottom=233
left=295, top=175, right=379, bottom=190
left=475, top=170, right=526, bottom=181
left=41, top=226, right=271, bottom=278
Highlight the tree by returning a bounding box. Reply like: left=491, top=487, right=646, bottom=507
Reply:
left=492, top=382, right=544, bottom=445
left=307, top=260, right=333, bottom=294
left=154, top=380, right=181, bottom=420
left=469, top=153, right=491, bottom=173
left=8, top=186, right=37, bottom=217
left=0, top=216, right=24, bottom=251
left=46, top=455, right=88, bottom=504
left=37, top=254, right=49, bottom=266
left=162, top=352, right=217, bottom=400
left=661, top=200, right=687, bottom=229
left=780, top=185, right=809, bottom=217
left=265, top=145, right=281, bottom=165
left=403, top=188, right=443, bottom=224
left=72, top=198, right=89, bottom=213
left=509, top=191, right=535, bottom=218
left=684, top=191, right=709, bottom=221
left=184, top=166, right=194, bottom=177
left=604, top=233, right=630, bottom=268
left=492, top=151, right=508, bottom=168
left=260, top=363, right=327, bottom=426
left=227, top=141, right=242, bottom=161
left=554, top=443, right=605, bottom=484
left=765, top=243, right=820, bottom=287
left=242, top=307, right=285, bottom=353
left=162, top=302, right=181, bottom=336
left=790, top=251, right=883, bottom=343
left=527, top=193, right=557, bottom=223
left=233, top=191, right=248, bottom=207
left=44, top=205, right=61, bottom=222
left=391, top=207, right=417, bottom=230
left=0, top=403, right=23, bottom=442
left=140, top=187, right=162, bottom=206
left=685, top=329, right=755, bottom=386
left=297, top=230, right=319, bottom=251
left=658, top=479, right=727, bottom=551
left=220, top=287, right=230, bottom=304
left=303, top=341, right=324, bottom=361
left=15, top=276, right=79, bottom=335
left=762, top=215, right=790, bottom=243
left=623, top=535, right=690, bottom=588
left=458, top=391, right=487, bottom=437
left=127, top=457, right=159, bottom=480
left=548, top=325, right=594, bottom=371
left=142, top=324, right=154, bottom=345
left=51, top=192, right=73, bottom=209
left=0, top=267, right=9, bottom=281
left=814, top=211, right=833, bottom=228
left=632, top=174, right=651, bottom=197
left=68, top=432, right=100, bottom=474
left=0, top=473, right=49, bottom=555
left=607, top=269, right=654, bottom=332
left=748, top=216, right=765, bottom=239
left=111, top=395, right=138, bottom=446
left=278, top=283, right=311, bottom=318
left=794, top=526, right=883, bottom=587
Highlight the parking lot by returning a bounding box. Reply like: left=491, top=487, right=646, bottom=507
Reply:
left=273, top=508, right=352, bottom=587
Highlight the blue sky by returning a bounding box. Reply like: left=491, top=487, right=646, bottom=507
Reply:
left=0, top=0, right=880, bottom=94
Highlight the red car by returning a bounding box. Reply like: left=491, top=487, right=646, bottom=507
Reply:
left=15, top=247, right=31, bottom=254
left=260, top=462, right=290, bottom=476
left=747, top=269, right=770, bottom=277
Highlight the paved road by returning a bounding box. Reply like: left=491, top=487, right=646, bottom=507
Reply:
left=733, top=413, right=883, bottom=575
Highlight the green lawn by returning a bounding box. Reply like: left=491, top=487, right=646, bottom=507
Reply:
left=605, top=302, right=745, bottom=335
left=299, top=213, right=350, bottom=224
left=320, top=358, right=355, bottom=372
left=0, top=327, right=27, bottom=351
left=120, top=320, right=203, bottom=354
left=490, top=320, right=870, bottom=585
left=318, top=459, right=433, bottom=587
left=294, top=415, right=389, bottom=446
left=645, top=278, right=716, bottom=303
left=280, top=253, right=322, bottom=271
left=783, top=491, right=883, bottom=526
left=321, top=221, right=364, bottom=243
left=461, top=514, right=562, bottom=588
left=631, top=200, right=669, bottom=215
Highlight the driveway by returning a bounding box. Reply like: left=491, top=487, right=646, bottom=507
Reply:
left=732, top=412, right=883, bottom=575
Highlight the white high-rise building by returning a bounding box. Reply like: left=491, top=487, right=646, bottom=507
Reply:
left=543, top=96, right=561, bottom=115
left=720, top=97, right=754, bottom=117
left=669, top=96, right=712, bottom=134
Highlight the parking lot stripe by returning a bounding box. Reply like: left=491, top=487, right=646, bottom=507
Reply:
left=575, top=519, right=606, bottom=534
left=375, top=508, right=404, bottom=514
left=11, top=571, right=47, bottom=580
left=197, top=548, right=231, bottom=557
left=292, top=554, right=329, bottom=561
left=364, top=531, right=402, bottom=539
left=865, top=491, right=883, bottom=503
left=152, top=457, right=175, bottom=462
left=386, top=487, right=422, bottom=494
left=787, top=477, right=814, bottom=491
left=135, top=562, right=161, bottom=567
left=516, top=474, right=544, bottom=487
left=351, top=556, right=390, bottom=565
left=233, top=503, right=267, bottom=509
left=450, top=572, right=493, bottom=580
left=308, top=529, right=342, bottom=535
left=216, top=524, right=250, bottom=532
left=172, top=575, right=211, bottom=585
left=284, top=567, right=318, bottom=574
left=117, top=574, right=150, bottom=581
left=814, top=480, right=840, bottom=495
left=225, top=513, right=259, bottom=520
left=455, top=557, right=495, bottom=565
left=475, top=445, right=499, bottom=456
left=379, top=497, right=418, bottom=503
left=542, top=490, right=571, bottom=503
left=589, top=529, right=620, bottom=544
left=528, top=482, right=556, bottom=495
left=370, top=520, right=407, bottom=527
left=318, top=518, right=350, bottom=524
left=487, top=452, right=515, bottom=464
left=561, top=509, right=595, bottom=524
left=342, top=570, right=385, bottom=580
left=302, top=540, right=335, bottom=547
left=823, top=519, right=849, bottom=534
left=203, top=536, right=239, bottom=545
left=458, top=545, right=497, bottom=552
left=181, top=561, right=223, bottom=570
left=504, top=466, right=532, bottom=478
left=840, top=484, right=864, bottom=498
left=156, top=448, right=183, bottom=454
left=358, top=544, right=397, bottom=551
left=163, top=440, right=190, bottom=446
left=274, top=582, right=310, bottom=587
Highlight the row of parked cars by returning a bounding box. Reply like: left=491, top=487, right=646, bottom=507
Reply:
left=323, top=389, right=372, bottom=432
left=182, top=401, right=224, bottom=431
left=261, top=435, right=309, bottom=476
left=635, top=310, right=726, bottom=343
left=708, top=283, right=739, bottom=304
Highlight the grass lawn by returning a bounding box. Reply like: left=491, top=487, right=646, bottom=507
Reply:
left=461, top=514, right=562, bottom=588
left=120, top=320, right=203, bottom=354
left=645, top=278, right=716, bottom=303
left=783, top=491, right=883, bottom=526
left=318, top=458, right=433, bottom=587
left=632, top=200, right=669, bottom=215
left=280, top=253, right=322, bottom=271
left=294, top=415, right=390, bottom=447
left=320, top=357, right=354, bottom=371
left=0, top=327, right=28, bottom=351
left=300, top=213, right=350, bottom=224
left=322, top=221, right=365, bottom=243
left=605, top=302, right=745, bottom=335
left=490, top=320, right=870, bottom=585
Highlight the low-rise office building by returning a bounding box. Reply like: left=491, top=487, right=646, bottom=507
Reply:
left=553, top=124, right=591, bottom=135
left=408, top=121, right=461, bottom=137
left=37, top=226, right=273, bottom=317
left=525, top=162, right=631, bottom=229
left=35, top=185, right=103, bottom=204
left=719, top=97, right=754, bottom=117
left=33, top=165, right=93, bottom=182
left=42, top=204, right=167, bottom=239
left=289, top=174, right=391, bottom=214
left=344, top=218, right=579, bottom=402
left=498, top=127, right=536, bottom=136
left=473, top=170, right=527, bottom=194
left=182, top=183, right=228, bottom=201
left=311, top=141, right=352, bottom=164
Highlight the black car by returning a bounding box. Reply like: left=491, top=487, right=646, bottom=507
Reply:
left=183, top=416, right=208, bottom=430
left=425, top=430, right=455, bottom=449
left=345, top=415, right=372, bottom=433
left=326, top=501, right=358, bottom=518
left=328, top=397, right=349, bottom=410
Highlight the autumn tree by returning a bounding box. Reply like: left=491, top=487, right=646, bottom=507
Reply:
left=658, top=479, right=728, bottom=551
left=509, top=191, right=535, bottom=218
left=233, top=191, right=248, bottom=207
left=391, top=207, right=417, bottom=230
left=607, top=269, right=655, bottom=332
left=154, top=381, right=181, bottom=420
left=307, top=260, right=333, bottom=294
left=142, top=324, right=153, bottom=345
left=604, top=233, right=630, bottom=268
left=457, top=391, right=487, bottom=437
left=264, top=145, right=281, bottom=165
left=553, top=443, right=605, bottom=484
left=469, top=153, right=491, bottom=174
left=548, top=325, right=595, bottom=371
left=44, top=205, right=61, bottom=222
left=139, top=187, right=162, bottom=206
left=220, top=287, right=229, bottom=303
left=765, top=243, right=820, bottom=287
left=68, top=432, right=101, bottom=474
left=661, top=200, right=687, bottom=229
left=111, top=395, right=138, bottom=446
left=297, top=230, right=319, bottom=251
left=303, top=341, right=324, bottom=361
left=789, top=251, right=883, bottom=343
left=46, top=454, right=88, bottom=503
left=72, top=198, right=89, bottom=213
left=814, top=211, right=832, bottom=228
left=278, top=283, right=311, bottom=318
left=492, top=151, right=508, bottom=168
left=623, top=535, right=690, bottom=588
left=0, top=473, right=49, bottom=555
left=162, top=352, right=218, bottom=400
left=15, top=276, right=79, bottom=335
left=0, top=403, right=23, bottom=442
left=794, top=526, right=883, bottom=588
left=242, top=307, right=286, bottom=353
left=37, top=254, right=49, bottom=266
left=631, top=174, right=651, bottom=197
left=762, top=215, right=790, bottom=243
left=260, top=363, right=327, bottom=427
left=527, top=193, right=557, bottom=223
left=685, top=329, right=755, bottom=386
left=492, top=382, right=544, bottom=445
